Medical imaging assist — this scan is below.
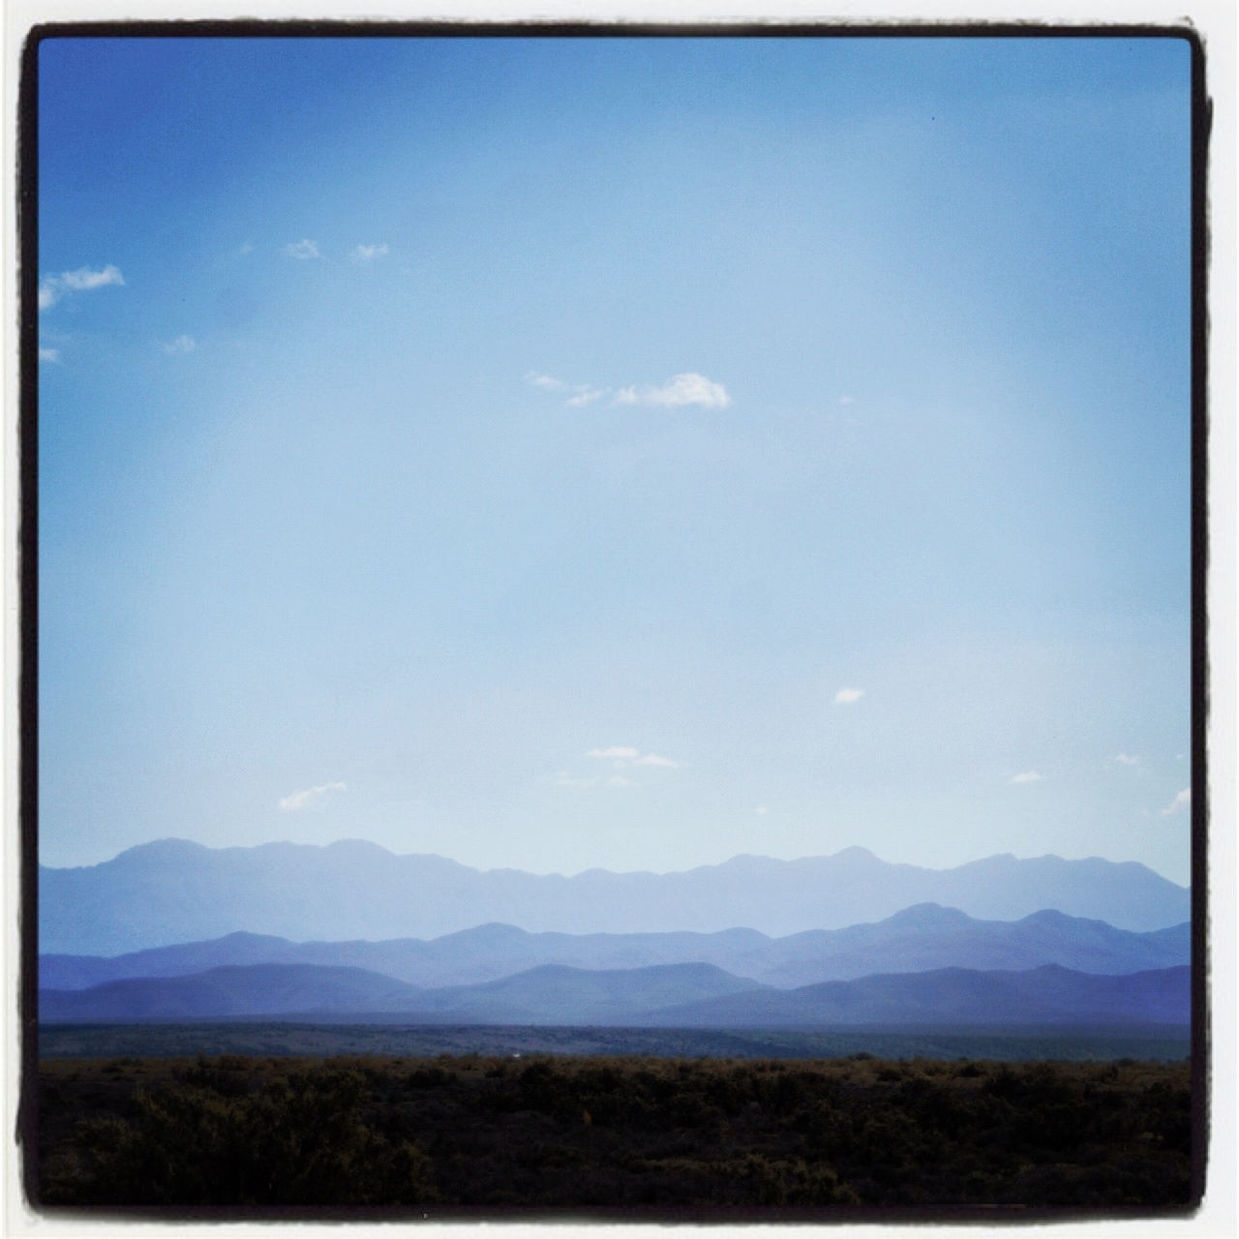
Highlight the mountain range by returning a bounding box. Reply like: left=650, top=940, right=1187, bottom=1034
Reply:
left=40, top=839, right=1190, bottom=955
left=638, top=964, right=1190, bottom=1030
left=39, top=960, right=1189, bottom=1029
left=41, top=904, right=1190, bottom=992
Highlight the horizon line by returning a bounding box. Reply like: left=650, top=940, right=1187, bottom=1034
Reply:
left=37, top=835, right=1189, bottom=887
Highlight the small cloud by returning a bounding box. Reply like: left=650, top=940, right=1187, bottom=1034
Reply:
left=239, top=242, right=256, bottom=255
left=58, top=265, right=125, bottom=292
left=161, top=335, right=196, bottom=355
left=527, top=372, right=612, bottom=407
left=39, top=264, right=124, bottom=311
left=529, top=370, right=731, bottom=412
left=1010, top=771, right=1043, bottom=784
left=605, top=775, right=634, bottom=788
left=38, top=347, right=60, bottom=364
left=833, top=688, right=864, bottom=705
left=586, top=746, right=678, bottom=771
left=352, top=243, right=389, bottom=262
left=838, top=395, right=855, bottom=406
left=1161, top=788, right=1191, bottom=816
left=526, top=371, right=567, bottom=391
left=285, top=239, right=320, bottom=260
left=614, top=372, right=730, bottom=409
left=278, top=780, right=346, bottom=812
left=1114, top=753, right=1139, bottom=766
left=755, top=805, right=770, bottom=816
left=565, top=386, right=607, bottom=407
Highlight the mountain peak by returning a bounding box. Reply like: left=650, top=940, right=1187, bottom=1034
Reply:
left=324, top=839, right=397, bottom=858
left=115, top=838, right=211, bottom=864
left=832, top=845, right=880, bottom=863
left=440, top=922, right=530, bottom=945
left=1019, top=908, right=1078, bottom=927
left=885, top=903, right=973, bottom=929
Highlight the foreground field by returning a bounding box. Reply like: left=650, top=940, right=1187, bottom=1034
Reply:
left=37, top=1019, right=1191, bottom=1063
left=36, top=1052, right=1194, bottom=1212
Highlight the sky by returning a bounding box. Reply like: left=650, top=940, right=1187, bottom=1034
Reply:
left=36, top=34, right=1194, bottom=883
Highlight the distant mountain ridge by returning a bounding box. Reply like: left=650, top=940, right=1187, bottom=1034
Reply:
left=40, top=964, right=424, bottom=1022
left=40, top=838, right=1191, bottom=955
left=641, top=965, right=1190, bottom=1030
left=39, top=959, right=1189, bottom=1029
left=39, top=961, right=763, bottom=1025
left=40, top=905, right=1190, bottom=992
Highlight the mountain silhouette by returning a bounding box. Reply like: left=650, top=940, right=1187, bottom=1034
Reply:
left=40, top=838, right=1190, bottom=955
left=39, top=960, right=1188, bottom=1028
left=40, top=960, right=762, bottom=1025
left=639, top=964, right=1190, bottom=1029
left=41, top=905, right=1189, bottom=991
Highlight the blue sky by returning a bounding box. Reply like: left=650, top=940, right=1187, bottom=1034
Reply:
left=37, top=34, right=1193, bottom=882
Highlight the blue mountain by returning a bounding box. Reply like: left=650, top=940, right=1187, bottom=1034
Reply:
left=39, top=960, right=1189, bottom=1028
left=41, top=905, right=1189, bottom=991
left=40, top=840, right=1190, bottom=954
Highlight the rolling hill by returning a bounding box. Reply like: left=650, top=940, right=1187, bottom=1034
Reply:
left=640, top=964, right=1191, bottom=1029
left=40, top=905, right=1190, bottom=992
left=40, top=960, right=1189, bottom=1029
left=39, top=964, right=427, bottom=1021
left=39, top=961, right=763, bottom=1025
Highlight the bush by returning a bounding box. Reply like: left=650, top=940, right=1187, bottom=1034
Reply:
left=41, top=1067, right=438, bottom=1206
left=38, top=1052, right=1194, bottom=1210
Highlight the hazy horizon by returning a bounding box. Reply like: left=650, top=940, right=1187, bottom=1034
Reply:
left=40, top=832, right=1190, bottom=888
left=38, top=36, right=1193, bottom=884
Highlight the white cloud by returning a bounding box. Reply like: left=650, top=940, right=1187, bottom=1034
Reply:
left=38, top=347, right=60, bottom=364
left=585, top=746, right=678, bottom=771
left=605, top=775, right=634, bottom=789
left=527, top=373, right=611, bottom=406
left=352, top=243, right=389, bottom=262
left=565, top=386, right=607, bottom=407
left=1010, top=771, right=1043, bottom=784
left=59, top=265, right=125, bottom=292
left=239, top=242, right=256, bottom=255
left=528, top=371, right=729, bottom=411
left=553, top=771, right=595, bottom=789
left=161, top=335, right=196, bottom=355
left=39, top=264, right=124, bottom=311
left=614, top=372, right=730, bottom=409
left=526, top=371, right=567, bottom=391
left=838, top=395, right=856, bottom=405
left=285, top=239, right=321, bottom=260
left=1114, top=753, right=1139, bottom=766
left=278, top=780, right=346, bottom=812
left=755, top=805, right=770, bottom=816
left=833, top=688, right=864, bottom=704
left=1162, top=788, right=1191, bottom=816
